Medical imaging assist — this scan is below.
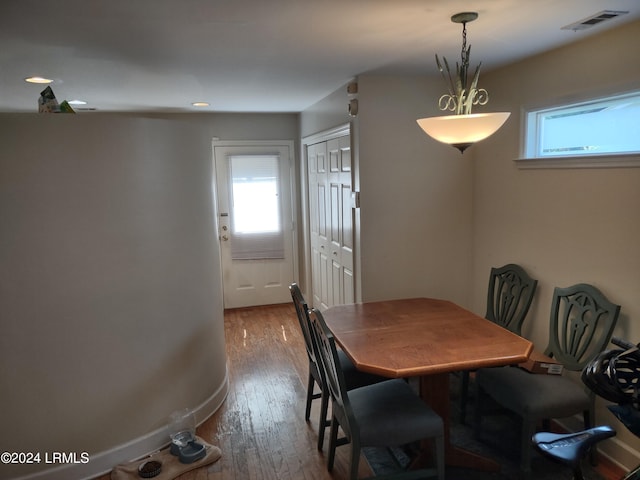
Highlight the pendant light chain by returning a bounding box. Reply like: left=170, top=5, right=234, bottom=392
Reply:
left=461, top=21, right=468, bottom=64
left=460, top=21, right=470, bottom=93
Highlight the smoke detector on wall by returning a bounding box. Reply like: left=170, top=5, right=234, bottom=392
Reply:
left=562, top=10, right=629, bottom=31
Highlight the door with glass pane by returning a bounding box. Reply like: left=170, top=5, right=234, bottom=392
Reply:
left=213, top=141, right=296, bottom=308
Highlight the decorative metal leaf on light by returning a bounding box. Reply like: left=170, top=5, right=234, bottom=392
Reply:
left=435, top=14, right=489, bottom=116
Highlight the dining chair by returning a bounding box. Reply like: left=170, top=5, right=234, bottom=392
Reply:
left=459, top=264, right=538, bottom=423
left=474, top=283, right=621, bottom=479
left=289, top=283, right=384, bottom=450
left=308, top=307, right=445, bottom=480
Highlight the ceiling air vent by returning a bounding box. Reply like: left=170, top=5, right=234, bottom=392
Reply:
left=562, top=10, right=629, bottom=31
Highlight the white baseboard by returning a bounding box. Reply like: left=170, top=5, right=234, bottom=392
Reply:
left=12, top=371, right=229, bottom=480
left=599, top=435, right=640, bottom=473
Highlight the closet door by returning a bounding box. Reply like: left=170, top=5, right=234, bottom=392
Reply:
left=307, top=141, right=330, bottom=310
left=307, top=133, right=355, bottom=310
left=327, top=135, right=355, bottom=306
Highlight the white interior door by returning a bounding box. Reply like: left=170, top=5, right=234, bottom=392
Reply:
left=214, top=141, right=296, bottom=308
left=306, top=132, right=355, bottom=310
left=327, top=135, right=356, bottom=306
left=307, top=141, right=330, bottom=310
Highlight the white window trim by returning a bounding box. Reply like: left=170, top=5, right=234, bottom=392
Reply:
left=515, top=153, right=640, bottom=169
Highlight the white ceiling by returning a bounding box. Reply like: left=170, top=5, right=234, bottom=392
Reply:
left=1, top=0, right=638, bottom=113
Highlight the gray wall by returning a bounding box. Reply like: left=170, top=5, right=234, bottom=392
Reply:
left=156, top=112, right=303, bottom=286
left=0, top=111, right=300, bottom=479
left=147, top=111, right=299, bottom=141
left=0, top=114, right=229, bottom=479
left=299, top=85, right=353, bottom=139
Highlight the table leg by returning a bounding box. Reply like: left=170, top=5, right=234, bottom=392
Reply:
left=419, top=372, right=500, bottom=472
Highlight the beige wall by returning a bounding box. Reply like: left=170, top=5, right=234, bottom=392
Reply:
left=3, top=18, right=638, bottom=477
left=473, top=20, right=640, bottom=468
left=300, top=19, right=640, bottom=470
left=300, top=74, right=475, bottom=305
left=356, top=75, right=474, bottom=304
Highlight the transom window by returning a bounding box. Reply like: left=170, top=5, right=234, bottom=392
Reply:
left=524, top=91, right=640, bottom=160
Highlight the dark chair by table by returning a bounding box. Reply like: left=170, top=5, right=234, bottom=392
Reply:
left=309, top=307, right=445, bottom=480
left=474, top=283, right=621, bottom=479
left=289, top=283, right=384, bottom=450
left=459, top=263, right=538, bottom=423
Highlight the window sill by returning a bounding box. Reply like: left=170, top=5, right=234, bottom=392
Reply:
left=515, top=153, right=640, bottom=169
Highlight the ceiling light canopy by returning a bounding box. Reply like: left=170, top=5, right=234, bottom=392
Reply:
left=417, top=12, right=510, bottom=153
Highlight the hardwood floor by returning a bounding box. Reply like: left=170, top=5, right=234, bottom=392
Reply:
left=94, top=303, right=371, bottom=480
left=93, top=303, right=623, bottom=480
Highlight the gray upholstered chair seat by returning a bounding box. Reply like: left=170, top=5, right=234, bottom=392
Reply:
left=476, top=367, right=590, bottom=417
left=349, top=378, right=444, bottom=447
left=474, top=283, right=621, bottom=479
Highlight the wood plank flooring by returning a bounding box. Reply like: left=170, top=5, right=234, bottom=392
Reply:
left=92, top=302, right=622, bottom=480
left=94, top=303, right=371, bottom=480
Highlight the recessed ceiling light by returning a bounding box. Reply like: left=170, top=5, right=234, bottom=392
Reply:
left=25, top=76, right=53, bottom=84
left=67, top=99, right=88, bottom=106
left=192, top=102, right=210, bottom=107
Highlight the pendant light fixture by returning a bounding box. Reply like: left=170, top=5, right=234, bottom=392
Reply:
left=417, top=12, right=510, bottom=153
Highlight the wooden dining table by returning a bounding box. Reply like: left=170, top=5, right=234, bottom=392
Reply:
left=322, top=297, right=533, bottom=471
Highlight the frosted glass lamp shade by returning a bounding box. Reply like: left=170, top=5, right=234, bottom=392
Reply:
left=417, top=112, right=511, bottom=153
